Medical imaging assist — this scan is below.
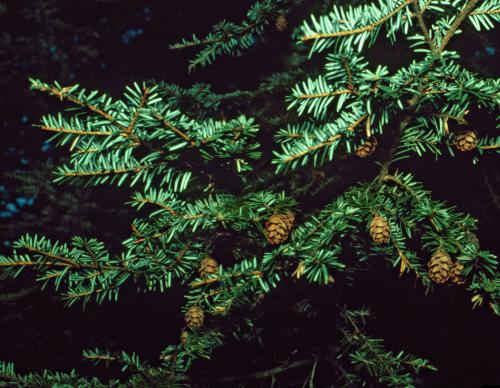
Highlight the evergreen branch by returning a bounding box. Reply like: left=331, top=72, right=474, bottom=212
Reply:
left=480, top=144, right=500, bottom=150
left=153, top=113, right=195, bottom=145
left=60, top=162, right=168, bottom=177
left=341, top=57, right=356, bottom=92
left=25, top=246, right=82, bottom=268
left=33, top=83, right=127, bottom=131
left=439, top=0, right=480, bottom=52
left=172, top=23, right=257, bottom=49
left=22, top=246, right=135, bottom=273
left=297, top=89, right=352, bottom=99
left=428, top=113, right=468, bottom=125
left=125, top=86, right=150, bottom=135
left=347, top=114, right=368, bottom=132
left=39, top=125, right=112, bottom=136
left=469, top=8, right=500, bottom=16
left=412, top=0, right=437, bottom=53
left=283, top=134, right=343, bottom=163
left=190, top=270, right=263, bottom=288
left=301, top=0, right=412, bottom=41
left=420, top=0, right=433, bottom=14
left=135, top=198, right=180, bottom=217
left=0, top=261, right=69, bottom=268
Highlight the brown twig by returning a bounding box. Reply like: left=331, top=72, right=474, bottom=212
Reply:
left=297, top=90, right=351, bottom=99
left=39, top=126, right=112, bottom=136
left=125, top=87, right=150, bottom=135
left=37, top=85, right=127, bottom=131
left=302, top=0, right=412, bottom=41
left=412, top=0, right=437, bottom=53
left=439, top=0, right=480, bottom=52
left=153, top=113, right=195, bottom=145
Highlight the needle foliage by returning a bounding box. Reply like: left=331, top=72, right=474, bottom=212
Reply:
left=1, top=0, right=499, bottom=386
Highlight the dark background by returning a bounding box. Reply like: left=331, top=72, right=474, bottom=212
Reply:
left=0, top=0, right=499, bottom=386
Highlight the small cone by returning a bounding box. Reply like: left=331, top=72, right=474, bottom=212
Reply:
left=454, top=131, right=477, bottom=152
left=369, top=215, right=390, bottom=244
left=450, top=261, right=465, bottom=284
left=428, top=251, right=452, bottom=284
left=180, top=330, right=189, bottom=346
left=198, top=256, right=218, bottom=278
left=265, top=211, right=295, bottom=245
left=275, top=14, right=287, bottom=32
left=355, top=137, right=377, bottom=158
left=185, top=306, right=204, bottom=329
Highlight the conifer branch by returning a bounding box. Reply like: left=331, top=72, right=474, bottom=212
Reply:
left=190, top=270, right=263, bottom=288
left=297, top=89, right=352, bottom=99
left=469, top=8, right=500, bottom=16
left=125, top=87, right=150, bottom=135
left=301, top=0, right=412, bottom=41
left=34, top=84, right=127, bottom=131
left=39, top=125, right=112, bottom=136
left=412, top=0, right=437, bottom=53
left=61, top=162, right=168, bottom=177
left=21, top=246, right=137, bottom=274
left=135, top=198, right=179, bottom=216
left=439, top=0, right=480, bottom=52
left=153, top=113, right=195, bottom=145
left=480, top=144, right=500, bottom=150
left=347, top=114, right=368, bottom=132
left=283, top=134, right=343, bottom=163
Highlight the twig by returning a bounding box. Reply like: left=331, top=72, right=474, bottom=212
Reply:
left=302, top=0, right=412, bottom=41
left=412, top=0, right=437, bottom=53
left=439, top=0, right=480, bottom=52
left=297, top=89, right=352, bottom=99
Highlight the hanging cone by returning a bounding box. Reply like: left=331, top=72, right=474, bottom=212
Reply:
left=275, top=14, right=288, bottom=31
left=453, top=131, right=477, bottom=152
left=265, top=211, right=295, bottom=245
left=180, top=330, right=189, bottom=346
left=428, top=251, right=452, bottom=284
left=198, top=256, right=218, bottom=278
left=450, top=261, right=465, bottom=284
left=369, top=215, right=390, bottom=244
left=355, top=137, right=378, bottom=158
left=185, top=306, right=204, bottom=329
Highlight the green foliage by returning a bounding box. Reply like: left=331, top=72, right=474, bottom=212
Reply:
left=0, top=361, right=116, bottom=387
left=170, top=0, right=302, bottom=71
left=1, top=0, right=499, bottom=386
left=337, top=308, right=437, bottom=387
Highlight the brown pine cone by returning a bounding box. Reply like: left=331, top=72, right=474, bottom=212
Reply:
left=428, top=251, right=452, bottom=284
left=355, top=137, right=378, bottom=158
left=180, top=330, right=189, bottom=346
left=185, top=306, right=204, bottom=329
left=450, top=261, right=465, bottom=284
left=198, top=256, right=218, bottom=278
left=369, top=215, right=390, bottom=244
left=265, top=211, right=295, bottom=245
left=275, top=14, right=287, bottom=32
left=453, top=131, right=477, bottom=152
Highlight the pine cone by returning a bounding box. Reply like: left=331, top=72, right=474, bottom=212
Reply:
left=185, top=306, right=204, bottom=329
left=369, top=215, right=390, bottom=244
left=427, top=251, right=452, bottom=284
left=454, top=131, right=477, bottom=152
left=275, top=14, right=287, bottom=32
left=180, top=330, right=189, bottom=346
left=265, top=211, right=295, bottom=245
left=355, top=137, right=378, bottom=158
left=450, top=261, right=465, bottom=284
left=198, top=256, right=218, bottom=278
